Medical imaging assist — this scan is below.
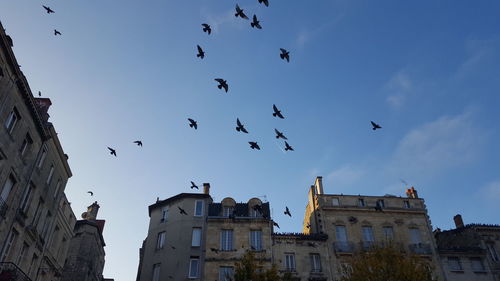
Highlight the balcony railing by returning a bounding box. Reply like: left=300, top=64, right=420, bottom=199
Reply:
left=334, top=242, right=356, bottom=253
left=409, top=243, right=432, bottom=255
left=0, top=198, right=8, bottom=218
left=0, top=262, right=32, bottom=281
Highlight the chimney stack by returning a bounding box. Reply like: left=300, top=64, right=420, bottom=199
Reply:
left=454, top=214, right=464, bottom=228
left=203, top=183, right=210, bottom=195
left=406, top=187, right=419, bottom=199
left=314, top=176, right=324, bottom=195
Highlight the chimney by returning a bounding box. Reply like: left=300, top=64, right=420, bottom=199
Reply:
left=454, top=214, right=464, bottom=228
left=406, top=186, right=418, bottom=199
left=203, top=183, right=210, bottom=195
left=314, top=176, right=324, bottom=195
left=81, top=201, right=100, bottom=220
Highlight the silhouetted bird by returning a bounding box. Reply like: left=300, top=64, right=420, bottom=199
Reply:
left=251, top=15, right=262, bottom=29
left=38, top=91, right=41, bottom=97
left=272, top=104, right=284, bottom=119
left=54, top=29, right=62, bottom=36
left=252, top=204, right=263, bottom=214
left=236, top=118, right=249, bottom=133
left=214, top=78, right=228, bottom=92
left=210, top=248, right=220, bottom=254
left=87, top=191, right=93, bottom=196
left=107, top=147, right=117, bottom=157
left=371, top=121, right=382, bottom=130
left=235, top=4, right=249, bottom=19
left=178, top=206, right=188, bottom=215
left=274, top=128, right=287, bottom=140
left=43, top=5, right=55, bottom=14
left=258, top=0, right=269, bottom=7
left=279, top=48, right=290, bottom=62
left=284, top=206, right=292, bottom=217
left=134, top=140, right=142, bottom=146
left=201, top=23, right=211, bottom=35
left=306, top=223, right=311, bottom=228
left=273, top=221, right=280, bottom=229
left=188, top=118, right=198, bottom=129
left=190, top=181, right=199, bottom=189
left=284, top=141, right=294, bottom=151
left=250, top=245, right=257, bottom=251
left=196, top=45, right=205, bottom=59
left=249, top=141, right=260, bottom=150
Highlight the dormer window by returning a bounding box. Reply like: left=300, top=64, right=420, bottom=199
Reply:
left=376, top=200, right=385, bottom=208
left=332, top=198, right=340, bottom=206
left=223, top=206, right=234, bottom=217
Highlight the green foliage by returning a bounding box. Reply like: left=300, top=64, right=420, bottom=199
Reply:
left=234, top=251, right=292, bottom=281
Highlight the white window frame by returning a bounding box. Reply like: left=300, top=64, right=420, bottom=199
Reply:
left=285, top=253, right=296, bottom=271
left=250, top=230, right=262, bottom=251
left=194, top=200, right=203, bottom=216
left=310, top=254, right=321, bottom=272
left=156, top=231, right=166, bottom=249
left=191, top=228, right=202, bottom=247
left=189, top=258, right=199, bottom=278
left=152, top=263, right=161, bottom=281
left=220, top=230, right=233, bottom=251
left=1, top=174, right=16, bottom=201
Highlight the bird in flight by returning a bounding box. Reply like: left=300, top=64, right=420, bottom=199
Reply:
left=178, top=206, right=188, bottom=215
left=274, top=129, right=287, bottom=140
left=188, top=118, right=198, bottom=129
left=235, top=4, right=249, bottom=20
left=249, top=141, right=260, bottom=150
left=54, top=29, right=62, bottom=36
left=284, top=141, right=294, bottom=151
left=284, top=206, right=292, bottom=217
left=43, top=5, right=55, bottom=14
left=273, top=221, right=280, bottom=229
left=258, top=0, right=269, bottom=7
left=272, top=104, right=284, bottom=119
left=190, top=181, right=199, bottom=189
left=279, top=48, right=290, bottom=62
left=251, top=15, right=262, bottom=29
left=371, top=121, right=382, bottom=130
left=214, top=78, right=228, bottom=93
left=196, top=45, right=205, bottom=59
left=107, top=147, right=117, bottom=157
left=133, top=140, right=143, bottom=147
left=236, top=118, right=249, bottom=134
left=87, top=191, right=94, bottom=196
left=201, top=23, right=211, bottom=35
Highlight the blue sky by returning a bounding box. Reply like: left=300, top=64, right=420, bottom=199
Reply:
left=1, top=1, right=500, bottom=280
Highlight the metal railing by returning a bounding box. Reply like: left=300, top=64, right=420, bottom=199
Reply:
left=409, top=243, right=432, bottom=255
left=334, top=241, right=356, bottom=253
left=0, top=198, right=8, bottom=218
left=0, top=262, right=32, bottom=281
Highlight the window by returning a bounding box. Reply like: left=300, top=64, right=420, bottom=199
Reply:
left=41, top=212, right=52, bottom=240
left=20, top=182, right=35, bottom=212
left=189, top=258, right=199, bottom=278
left=1, top=229, right=18, bottom=260
left=358, top=198, right=365, bottom=207
left=382, top=226, right=394, bottom=240
left=285, top=253, right=296, bottom=271
left=20, top=133, right=33, bottom=157
left=250, top=230, right=262, bottom=251
left=471, top=257, right=485, bottom=272
left=194, top=200, right=203, bottom=216
left=37, top=146, right=47, bottom=168
left=487, top=244, right=499, bottom=261
left=192, top=228, right=202, bottom=247
left=219, top=266, right=234, bottom=281
left=310, top=254, right=321, bottom=272
left=16, top=242, right=29, bottom=265
left=221, top=230, right=233, bottom=251
left=28, top=253, right=39, bottom=276
left=403, top=200, right=410, bottom=208
left=335, top=225, right=347, bottom=242
left=376, top=199, right=385, bottom=208
left=249, top=208, right=261, bottom=217
left=156, top=232, right=166, bottom=249
left=223, top=206, right=234, bottom=217
left=32, top=199, right=44, bottom=227
left=1, top=174, right=16, bottom=202
left=448, top=257, right=462, bottom=271
left=161, top=207, right=168, bottom=222
left=152, top=263, right=161, bottom=281
left=409, top=228, right=421, bottom=244
left=5, top=108, right=20, bottom=134
left=362, top=226, right=374, bottom=242
left=332, top=198, right=340, bottom=206
left=46, top=165, right=54, bottom=185
left=53, top=179, right=61, bottom=198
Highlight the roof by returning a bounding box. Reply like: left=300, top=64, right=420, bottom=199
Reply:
left=273, top=232, right=329, bottom=241
left=208, top=202, right=270, bottom=218
left=148, top=193, right=211, bottom=216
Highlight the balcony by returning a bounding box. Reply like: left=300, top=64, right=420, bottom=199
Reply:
left=0, top=198, right=8, bottom=218
left=409, top=243, right=432, bottom=255
left=334, top=241, right=356, bottom=253
left=0, top=262, right=32, bottom=281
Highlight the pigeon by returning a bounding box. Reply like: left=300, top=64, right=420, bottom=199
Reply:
left=284, top=206, right=292, bottom=217
left=214, top=78, right=228, bottom=93
left=107, top=147, right=117, bottom=157
left=178, top=206, right=188, bottom=215
left=258, top=0, right=269, bottom=7
left=54, top=29, right=62, bottom=36
left=188, top=118, right=198, bottom=129
left=274, top=129, right=287, bottom=140
left=371, top=121, right=382, bottom=130
left=250, top=245, right=257, bottom=251
left=251, top=15, right=262, bottom=29
left=273, top=221, right=280, bottom=229
left=252, top=204, right=263, bottom=214
left=43, top=5, right=55, bottom=14
left=133, top=140, right=143, bottom=146
left=38, top=91, right=41, bottom=97
left=201, top=23, right=211, bottom=35
left=196, top=45, right=205, bottom=59
left=235, top=4, right=249, bottom=19
left=87, top=191, right=93, bottom=196
left=284, top=141, right=294, bottom=151
left=306, top=223, right=311, bottom=228
left=210, top=248, right=220, bottom=254
left=190, top=181, right=199, bottom=189
left=272, top=104, right=284, bottom=119
left=249, top=142, right=260, bottom=150
left=279, top=48, right=290, bottom=62
left=236, top=118, right=249, bottom=133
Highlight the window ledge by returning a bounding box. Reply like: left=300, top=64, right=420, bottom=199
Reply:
left=473, top=270, right=487, bottom=274
left=450, top=270, right=464, bottom=273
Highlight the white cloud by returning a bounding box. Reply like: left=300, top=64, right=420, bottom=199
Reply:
left=386, top=71, right=412, bottom=109
left=326, top=165, right=364, bottom=186
left=480, top=180, right=500, bottom=201
left=295, top=14, right=344, bottom=49
left=454, top=37, right=497, bottom=79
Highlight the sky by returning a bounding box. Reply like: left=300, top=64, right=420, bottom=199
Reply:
left=1, top=0, right=500, bottom=280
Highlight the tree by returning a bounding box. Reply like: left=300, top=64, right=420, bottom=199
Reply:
left=234, top=251, right=294, bottom=281
left=339, top=245, right=434, bottom=281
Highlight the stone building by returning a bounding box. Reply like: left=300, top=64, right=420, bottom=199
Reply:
left=0, top=21, right=77, bottom=281
left=435, top=215, right=500, bottom=281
